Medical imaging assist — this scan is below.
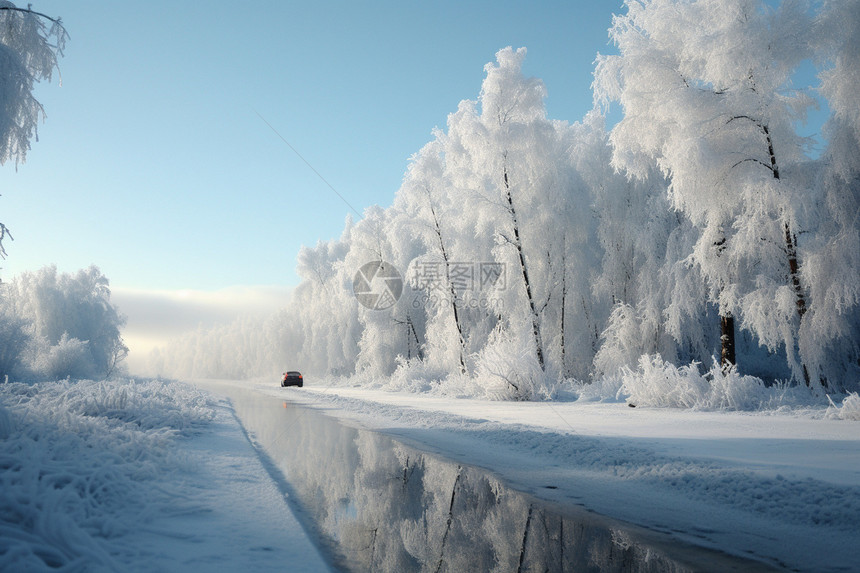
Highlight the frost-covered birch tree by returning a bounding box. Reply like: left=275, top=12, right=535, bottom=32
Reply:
left=396, top=140, right=469, bottom=374
left=0, top=2, right=66, bottom=257
left=455, top=47, right=578, bottom=388
left=594, top=0, right=820, bottom=384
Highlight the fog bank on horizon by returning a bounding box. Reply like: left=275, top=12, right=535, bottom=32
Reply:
left=113, top=285, right=292, bottom=375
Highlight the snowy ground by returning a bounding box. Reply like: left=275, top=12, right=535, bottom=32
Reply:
left=3, top=377, right=858, bottom=571
left=244, top=380, right=860, bottom=572
left=0, top=378, right=331, bottom=572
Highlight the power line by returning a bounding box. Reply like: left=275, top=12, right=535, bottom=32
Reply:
left=255, top=110, right=363, bottom=220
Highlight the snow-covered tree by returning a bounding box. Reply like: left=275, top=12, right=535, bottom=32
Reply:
left=0, top=2, right=66, bottom=258
left=292, top=218, right=362, bottom=377
left=397, top=140, right=469, bottom=374
left=594, top=0, right=819, bottom=383
left=0, top=265, right=127, bottom=379
left=0, top=2, right=66, bottom=165
left=419, top=47, right=593, bottom=392
left=473, top=47, right=554, bottom=373
left=794, top=0, right=860, bottom=389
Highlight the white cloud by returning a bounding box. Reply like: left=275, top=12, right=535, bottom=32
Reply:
left=112, top=285, right=292, bottom=374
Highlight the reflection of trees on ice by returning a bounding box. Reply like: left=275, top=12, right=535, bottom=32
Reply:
left=240, top=398, right=717, bottom=572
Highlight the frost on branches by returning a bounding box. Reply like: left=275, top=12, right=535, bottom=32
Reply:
left=0, top=1, right=66, bottom=166
left=0, top=2, right=66, bottom=259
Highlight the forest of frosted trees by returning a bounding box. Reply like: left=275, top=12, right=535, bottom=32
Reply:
left=151, top=0, right=859, bottom=401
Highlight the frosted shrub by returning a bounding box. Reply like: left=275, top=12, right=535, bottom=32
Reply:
left=0, top=403, right=12, bottom=438
left=383, top=357, right=447, bottom=394
left=473, top=332, right=549, bottom=400
left=27, top=333, right=96, bottom=380
left=619, top=355, right=804, bottom=410
left=57, top=378, right=216, bottom=431
left=826, top=392, right=860, bottom=421
left=620, top=355, right=710, bottom=408
left=0, top=308, right=28, bottom=378
left=1, top=266, right=128, bottom=380
left=704, top=363, right=774, bottom=410
left=573, top=375, right=626, bottom=403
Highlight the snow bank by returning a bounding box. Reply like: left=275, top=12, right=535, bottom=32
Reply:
left=311, top=354, right=833, bottom=415
left=0, top=378, right=215, bottom=570
left=322, top=358, right=578, bottom=403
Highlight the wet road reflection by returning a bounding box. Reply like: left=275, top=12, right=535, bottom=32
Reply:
left=203, top=382, right=772, bottom=572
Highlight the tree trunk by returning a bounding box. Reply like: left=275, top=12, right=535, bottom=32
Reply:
left=720, top=312, right=736, bottom=371
left=714, top=233, right=737, bottom=372
left=763, top=124, right=809, bottom=325
left=406, top=312, right=423, bottom=361
left=764, top=124, right=813, bottom=386
left=503, top=156, right=546, bottom=370
left=560, top=239, right=568, bottom=377
left=427, top=196, right=467, bottom=374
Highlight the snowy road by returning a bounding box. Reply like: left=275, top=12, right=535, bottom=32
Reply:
left=232, top=381, right=860, bottom=572
left=135, top=394, right=333, bottom=572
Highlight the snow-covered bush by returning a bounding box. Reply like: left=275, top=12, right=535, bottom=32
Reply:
left=620, top=355, right=711, bottom=409
left=0, top=402, right=12, bottom=438
left=618, top=355, right=813, bottom=411
left=572, top=375, right=626, bottom=403
left=0, top=265, right=128, bottom=381
left=381, top=357, right=448, bottom=394
left=702, top=364, right=781, bottom=411
left=473, top=328, right=550, bottom=401
left=26, top=333, right=95, bottom=380
left=0, top=306, right=28, bottom=378
left=618, top=355, right=791, bottom=410
left=826, top=392, right=860, bottom=421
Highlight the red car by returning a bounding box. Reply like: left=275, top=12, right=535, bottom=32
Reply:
left=281, top=371, right=303, bottom=387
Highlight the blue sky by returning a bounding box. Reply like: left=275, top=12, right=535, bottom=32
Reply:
left=0, top=0, right=621, bottom=292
